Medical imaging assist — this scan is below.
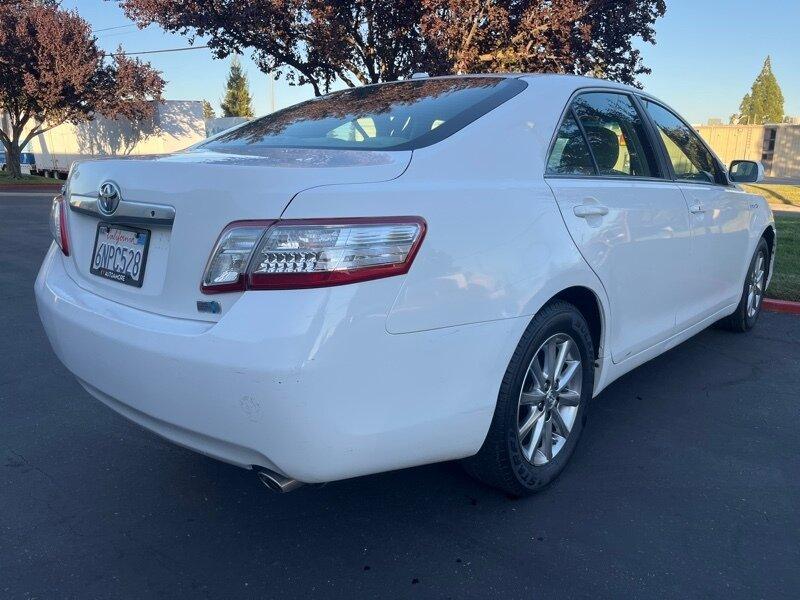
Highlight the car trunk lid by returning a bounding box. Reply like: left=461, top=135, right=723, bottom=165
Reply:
left=62, top=148, right=411, bottom=321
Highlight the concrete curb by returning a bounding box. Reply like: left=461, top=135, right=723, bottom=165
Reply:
left=763, top=298, right=800, bottom=315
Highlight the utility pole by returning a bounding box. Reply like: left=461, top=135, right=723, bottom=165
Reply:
left=268, top=76, right=276, bottom=114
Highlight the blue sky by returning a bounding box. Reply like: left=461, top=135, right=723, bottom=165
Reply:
left=66, top=0, right=800, bottom=124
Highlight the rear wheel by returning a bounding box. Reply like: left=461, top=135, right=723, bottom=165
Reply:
left=719, top=238, right=769, bottom=332
left=463, top=300, right=594, bottom=496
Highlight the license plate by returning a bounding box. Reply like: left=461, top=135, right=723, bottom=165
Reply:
left=90, top=223, right=150, bottom=287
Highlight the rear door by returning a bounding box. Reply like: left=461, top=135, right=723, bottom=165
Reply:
left=546, top=90, right=693, bottom=363
left=641, top=99, right=752, bottom=326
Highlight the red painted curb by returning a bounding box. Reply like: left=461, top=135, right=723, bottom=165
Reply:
left=0, top=184, right=62, bottom=193
left=763, top=298, right=800, bottom=315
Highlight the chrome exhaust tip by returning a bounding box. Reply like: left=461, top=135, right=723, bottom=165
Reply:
left=256, top=468, right=304, bottom=493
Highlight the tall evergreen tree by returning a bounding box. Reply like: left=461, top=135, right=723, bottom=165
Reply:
left=738, top=57, right=784, bottom=124
left=220, top=58, right=254, bottom=118
left=202, top=100, right=216, bottom=119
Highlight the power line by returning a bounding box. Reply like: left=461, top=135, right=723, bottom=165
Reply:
left=94, top=24, right=136, bottom=33
left=109, top=45, right=210, bottom=57
left=98, top=31, right=138, bottom=39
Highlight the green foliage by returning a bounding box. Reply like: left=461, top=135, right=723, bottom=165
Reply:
left=202, top=100, right=216, bottom=119
left=771, top=214, right=800, bottom=302
left=740, top=189, right=800, bottom=302
left=0, top=170, right=53, bottom=186
left=220, top=58, right=254, bottom=118
left=738, top=57, right=784, bottom=125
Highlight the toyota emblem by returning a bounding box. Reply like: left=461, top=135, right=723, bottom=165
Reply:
left=98, top=181, right=121, bottom=215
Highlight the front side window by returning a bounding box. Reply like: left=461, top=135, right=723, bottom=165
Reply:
left=571, top=92, right=660, bottom=178
left=643, top=100, right=724, bottom=184
left=200, top=77, right=527, bottom=153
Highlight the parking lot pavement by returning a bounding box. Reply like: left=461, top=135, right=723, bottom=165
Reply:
left=2, top=192, right=799, bottom=599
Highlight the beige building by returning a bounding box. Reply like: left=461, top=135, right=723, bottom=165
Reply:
left=696, top=123, right=800, bottom=179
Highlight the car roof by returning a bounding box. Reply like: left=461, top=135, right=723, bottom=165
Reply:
left=327, top=73, right=653, bottom=103
left=519, top=73, right=638, bottom=91
left=411, top=72, right=645, bottom=95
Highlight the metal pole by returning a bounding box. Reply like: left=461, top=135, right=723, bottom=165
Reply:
left=270, top=77, right=276, bottom=114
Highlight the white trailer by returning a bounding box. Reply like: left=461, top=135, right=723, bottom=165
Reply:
left=26, top=100, right=205, bottom=178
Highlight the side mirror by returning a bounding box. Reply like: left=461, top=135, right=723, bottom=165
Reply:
left=729, top=160, right=764, bottom=183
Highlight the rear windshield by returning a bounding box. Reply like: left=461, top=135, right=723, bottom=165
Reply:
left=200, top=77, right=527, bottom=153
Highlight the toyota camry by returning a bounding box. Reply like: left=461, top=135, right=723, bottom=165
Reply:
left=35, top=74, right=774, bottom=496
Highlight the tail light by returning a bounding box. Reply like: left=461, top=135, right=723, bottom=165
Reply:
left=49, top=195, right=70, bottom=256
left=201, top=217, right=426, bottom=293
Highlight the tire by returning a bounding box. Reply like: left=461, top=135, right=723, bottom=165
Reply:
left=718, top=238, right=769, bottom=332
left=462, top=300, right=595, bottom=496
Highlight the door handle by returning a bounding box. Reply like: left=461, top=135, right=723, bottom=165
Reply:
left=688, top=203, right=705, bottom=214
left=573, top=204, right=609, bottom=218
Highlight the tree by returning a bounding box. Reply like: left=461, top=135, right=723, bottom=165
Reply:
left=117, top=0, right=665, bottom=95
left=118, top=0, right=426, bottom=96
left=220, top=57, right=254, bottom=117
left=737, top=57, right=784, bottom=125
left=202, top=100, right=216, bottom=119
left=0, top=0, right=164, bottom=178
left=421, top=0, right=666, bottom=85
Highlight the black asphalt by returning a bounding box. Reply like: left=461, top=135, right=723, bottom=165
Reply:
left=2, top=192, right=799, bottom=599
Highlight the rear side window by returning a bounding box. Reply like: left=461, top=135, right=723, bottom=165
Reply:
left=546, top=112, right=595, bottom=176
left=643, top=100, right=724, bottom=185
left=201, top=77, right=527, bottom=153
left=546, top=91, right=661, bottom=178
left=571, top=92, right=660, bottom=178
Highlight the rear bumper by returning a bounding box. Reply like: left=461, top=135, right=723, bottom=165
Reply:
left=35, top=245, right=525, bottom=483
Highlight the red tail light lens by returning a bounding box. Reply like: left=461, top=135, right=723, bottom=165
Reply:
left=49, top=195, right=70, bottom=256
left=201, top=217, right=426, bottom=294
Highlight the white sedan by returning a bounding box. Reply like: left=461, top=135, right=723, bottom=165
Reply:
left=36, top=74, right=774, bottom=496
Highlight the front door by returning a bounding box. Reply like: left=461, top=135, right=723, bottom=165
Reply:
left=546, top=91, right=693, bottom=363
left=642, top=100, right=752, bottom=326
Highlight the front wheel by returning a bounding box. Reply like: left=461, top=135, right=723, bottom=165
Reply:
left=719, top=238, right=769, bottom=332
left=462, top=300, right=594, bottom=496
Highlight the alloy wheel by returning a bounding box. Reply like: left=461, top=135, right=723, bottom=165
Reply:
left=747, top=251, right=766, bottom=318
left=517, top=333, right=583, bottom=466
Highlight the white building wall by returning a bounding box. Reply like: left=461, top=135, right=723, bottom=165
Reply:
left=26, top=100, right=205, bottom=175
